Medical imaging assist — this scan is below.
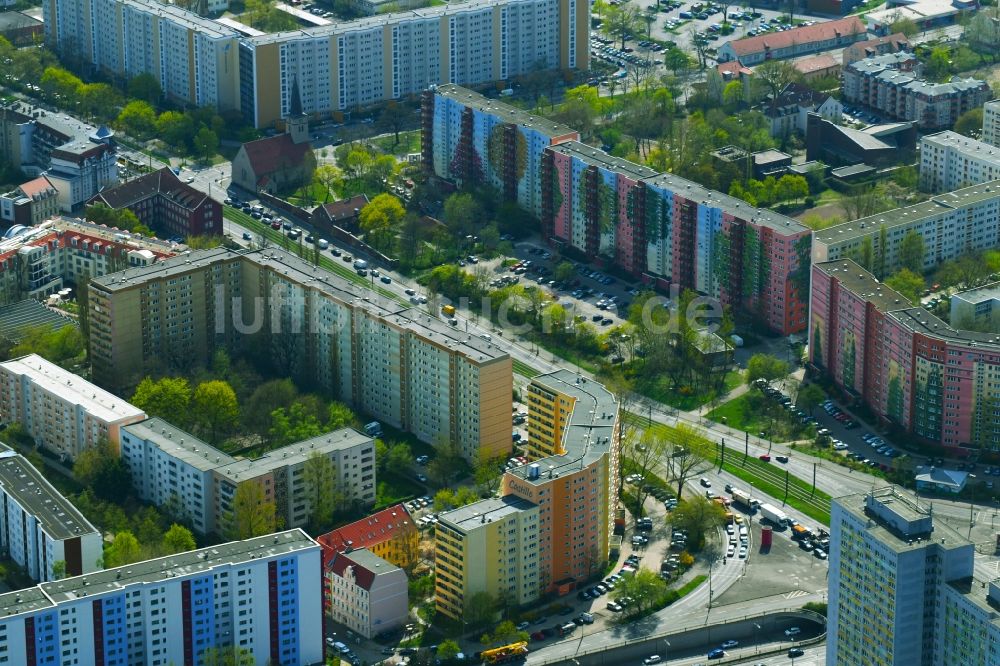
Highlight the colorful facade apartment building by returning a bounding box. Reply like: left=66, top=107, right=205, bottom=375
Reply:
left=88, top=248, right=512, bottom=464
left=812, top=180, right=1000, bottom=275
left=435, top=370, right=620, bottom=618
left=423, top=84, right=579, bottom=219
left=0, top=447, right=103, bottom=583
left=810, top=260, right=1000, bottom=450
left=317, top=503, right=418, bottom=570
left=0, top=529, right=323, bottom=666
left=424, top=86, right=812, bottom=335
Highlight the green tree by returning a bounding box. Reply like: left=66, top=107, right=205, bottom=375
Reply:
left=303, top=451, right=339, bottom=530
left=78, top=83, right=121, bottom=121
left=127, top=73, right=162, bottom=104
left=926, top=46, right=952, bottom=81
left=73, top=439, right=132, bottom=503
left=227, top=481, right=278, bottom=540
left=40, top=66, right=83, bottom=102
left=442, top=192, right=482, bottom=237
left=105, top=531, right=143, bottom=567
left=191, top=380, right=239, bottom=445
left=162, top=524, right=197, bottom=554
left=157, top=111, right=195, bottom=151
left=385, top=442, right=413, bottom=476
left=85, top=203, right=147, bottom=234
left=199, top=646, right=255, bottom=666
left=192, top=127, right=219, bottom=160
left=752, top=59, right=801, bottom=101
left=796, top=384, right=826, bottom=416
left=885, top=268, right=925, bottom=305
left=954, top=108, right=984, bottom=138
left=746, top=353, right=790, bottom=389
left=722, top=80, right=744, bottom=109
left=669, top=495, right=726, bottom=549
left=6, top=324, right=85, bottom=366
left=625, top=428, right=673, bottom=518
left=889, top=16, right=919, bottom=37
left=131, top=376, right=192, bottom=421
left=899, top=230, right=926, bottom=273
left=474, top=455, right=507, bottom=496
left=51, top=560, right=67, bottom=580
left=312, top=165, right=343, bottom=203
left=116, top=100, right=158, bottom=139
left=359, top=193, right=405, bottom=251
left=663, top=47, right=693, bottom=77
left=269, top=403, right=325, bottom=447
left=463, top=591, right=497, bottom=627
left=603, top=2, right=643, bottom=49
left=327, top=401, right=355, bottom=430
left=662, top=423, right=715, bottom=499
left=612, top=567, right=669, bottom=615
left=437, top=640, right=461, bottom=661
left=553, top=260, right=575, bottom=283
left=244, top=379, right=298, bottom=441
left=378, top=101, right=410, bottom=146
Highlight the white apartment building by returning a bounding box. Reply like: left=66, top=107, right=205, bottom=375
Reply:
left=327, top=548, right=408, bottom=638
left=919, top=131, right=1000, bottom=193
left=984, top=99, right=1000, bottom=148
left=0, top=448, right=102, bottom=582
left=121, top=417, right=376, bottom=535
left=950, top=282, right=1000, bottom=332
left=827, top=487, right=1000, bottom=666
left=0, top=354, right=147, bottom=460
left=812, top=180, right=1000, bottom=274
left=0, top=529, right=323, bottom=666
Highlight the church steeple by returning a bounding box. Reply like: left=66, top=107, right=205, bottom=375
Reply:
left=286, top=77, right=309, bottom=145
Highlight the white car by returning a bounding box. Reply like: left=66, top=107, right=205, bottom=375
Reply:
left=739, top=546, right=748, bottom=559
left=785, top=627, right=801, bottom=637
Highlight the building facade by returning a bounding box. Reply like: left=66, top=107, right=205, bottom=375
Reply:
left=810, top=260, right=1000, bottom=450
left=44, top=0, right=588, bottom=129
left=0, top=529, right=323, bottom=666
left=317, top=504, right=418, bottom=571
left=717, top=17, right=868, bottom=65
left=0, top=354, right=147, bottom=460
left=423, top=84, right=580, bottom=220
left=812, top=180, right=1000, bottom=273
left=984, top=99, right=1000, bottom=148
left=89, top=168, right=223, bottom=239
left=326, top=548, right=408, bottom=638
left=950, top=283, right=1000, bottom=333
left=919, top=131, right=1000, bottom=193
left=88, top=248, right=513, bottom=463
left=0, top=176, right=60, bottom=227
left=0, top=448, right=103, bottom=582
left=843, top=52, right=991, bottom=129
left=121, top=417, right=377, bottom=535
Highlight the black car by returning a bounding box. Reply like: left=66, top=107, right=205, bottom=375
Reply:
left=788, top=647, right=805, bottom=657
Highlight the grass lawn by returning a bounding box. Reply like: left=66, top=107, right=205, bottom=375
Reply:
left=288, top=181, right=334, bottom=207
left=513, top=359, right=542, bottom=378
left=375, top=471, right=424, bottom=509
left=706, top=393, right=812, bottom=443
left=372, top=130, right=421, bottom=156
left=716, top=449, right=832, bottom=525
left=635, top=370, right=743, bottom=412
left=675, top=574, right=708, bottom=598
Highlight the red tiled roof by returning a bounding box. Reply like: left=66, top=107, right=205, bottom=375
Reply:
left=327, top=551, right=377, bottom=590
left=317, top=503, right=414, bottom=568
left=18, top=176, right=57, bottom=200
left=727, top=17, right=866, bottom=57
left=717, top=61, right=752, bottom=77
left=794, top=53, right=839, bottom=74
left=240, top=134, right=312, bottom=179
left=318, top=194, right=370, bottom=223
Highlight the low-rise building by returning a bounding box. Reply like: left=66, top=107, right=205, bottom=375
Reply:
left=914, top=465, right=968, bottom=493
left=950, top=283, right=1000, bottom=333
left=841, top=32, right=910, bottom=67
left=0, top=10, right=43, bottom=46
left=0, top=353, right=147, bottom=460
left=866, top=0, right=977, bottom=35
left=760, top=82, right=842, bottom=138
left=0, top=448, right=103, bottom=582
left=89, top=167, right=223, bottom=238
left=0, top=529, right=323, bottom=666
left=312, top=194, right=370, bottom=232
left=984, top=99, right=1000, bottom=148
left=327, top=548, right=408, bottom=638
left=317, top=504, right=418, bottom=571
left=843, top=52, right=990, bottom=129
left=0, top=176, right=59, bottom=226
left=793, top=53, right=841, bottom=80
left=920, top=130, right=1000, bottom=193
left=805, top=113, right=916, bottom=167
left=120, top=417, right=377, bottom=535
left=717, top=17, right=868, bottom=66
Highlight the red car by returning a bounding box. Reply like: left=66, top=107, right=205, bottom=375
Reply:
left=270, top=220, right=281, bottom=230
left=758, top=455, right=771, bottom=462
left=530, top=632, right=546, bottom=641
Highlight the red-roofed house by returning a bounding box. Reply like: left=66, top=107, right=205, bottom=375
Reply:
left=0, top=176, right=59, bottom=226
left=842, top=33, right=910, bottom=67
left=232, top=89, right=313, bottom=195
left=718, top=17, right=868, bottom=65
left=793, top=53, right=841, bottom=80
left=311, top=194, right=370, bottom=232
left=327, top=548, right=408, bottom=638
left=317, top=503, right=418, bottom=570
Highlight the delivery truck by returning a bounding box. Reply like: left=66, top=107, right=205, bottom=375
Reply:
left=730, top=488, right=759, bottom=510
left=758, top=502, right=791, bottom=528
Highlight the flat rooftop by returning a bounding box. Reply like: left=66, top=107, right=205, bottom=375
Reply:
left=341, top=547, right=400, bottom=574
left=440, top=495, right=538, bottom=533
left=123, top=417, right=235, bottom=473
left=816, top=180, right=1000, bottom=245
left=433, top=84, right=578, bottom=140
left=0, top=354, right=146, bottom=423
left=814, top=260, right=912, bottom=313
left=548, top=141, right=659, bottom=179
left=215, top=428, right=373, bottom=480
left=952, top=282, right=1000, bottom=305
left=91, top=248, right=508, bottom=361
left=126, top=0, right=239, bottom=38
left=507, top=369, right=617, bottom=485
left=0, top=450, right=99, bottom=541
left=922, top=131, right=1000, bottom=162
left=834, top=487, right=971, bottom=554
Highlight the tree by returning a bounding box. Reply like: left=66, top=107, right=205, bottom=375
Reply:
left=553, top=260, right=575, bottom=283
left=437, top=640, right=461, bottom=662
left=663, top=48, right=693, bottom=77
left=268, top=403, right=324, bottom=447
left=6, top=324, right=85, bottom=366
left=464, top=591, right=497, bottom=627
left=327, top=401, right=355, bottom=430
left=128, top=72, right=162, bottom=104
left=105, top=531, right=143, bottom=567
left=474, top=455, right=507, bottom=496
left=796, top=384, right=826, bottom=416
left=898, top=230, right=926, bottom=273
left=116, top=100, right=158, bottom=139
left=669, top=495, right=726, bottom=549
left=40, top=66, right=83, bottom=102
left=889, top=15, right=919, bottom=37
left=954, top=107, right=984, bottom=138
left=385, top=441, right=413, bottom=476
left=244, top=379, right=298, bottom=442
left=303, top=452, right=339, bottom=530
left=77, top=83, right=121, bottom=121
left=192, top=127, right=219, bottom=160
left=312, top=165, right=343, bottom=203
left=753, top=59, right=801, bottom=101
left=625, top=429, right=672, bottom=517
left=662, top=424, right=715, bottom=499
left=73, top=439, right=132, bottom=503
left=359, top=193, right=405, bottom=251
left=612, top=567, right=668, bottom=615
left=199, top=647, right=255, bottom=666
left=722, top=80, right=744, bottom=110
left=85, top=202, right=146, bottom=233
left=156, top=111, right=195, bottom=151
left=603, top=2, right=643, bottom=49
left=776, top=175, right=809, bottom=204
left=885, top=268, right=925, bottom=305
left=162, top=524, right=197, bottom=554
left=746, top=354, right=790, bottom=389
left=228, top=481, right=278, bottom=540
left=926, top=46, right=952, bottom=81
left=131, top=377, right=192, bottom=421
left=842, top=185, right=890, bottom=220
left=378, top=101, right=410, bottom=146
left=190, top=380, right=239, bottom=445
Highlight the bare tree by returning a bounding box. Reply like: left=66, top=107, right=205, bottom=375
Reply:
left=662, top=423, right=715, bottom=499
left=624, top=429, right=673, bottom=518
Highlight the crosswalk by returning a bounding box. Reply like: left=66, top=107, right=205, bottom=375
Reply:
left=784, top=590, right=810, bottom=600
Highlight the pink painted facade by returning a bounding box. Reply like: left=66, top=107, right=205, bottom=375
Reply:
left=613, top=174, right=640, bottom=274
left=549, top=149, right=574, bottom=243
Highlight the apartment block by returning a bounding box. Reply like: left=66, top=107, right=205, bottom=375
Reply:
left=812, top=180, right=1000, bottom=274
left=0, top=448, right=102, bottom=582
left=120, top=417, right=376, bottom=535
left=950, top=283, right=1000, bottom=332
left=919, top=131, right=1000, bottom=193
left=317, top=503, right=418, bottom=571
left=0, top=354, right=146, bottom=460
left=843, top=52, right=990, bottom=129
left=0, top=176, right=60, bottom=227
left=505, top=370, right=619, bottom=593
left=44, top=0, right=587, bottom=130
left=828, top=487, right=981, bottom=666
left=326, top=548, right=408, bottom=638
left=810, top=260, right=1000, bottom=449
left=984, top=99, right=1000, bottom=148
left=423, top=84, right=579, bottom=220
left=0, top=529, right=323, bottom=666
left=88, top=248, right=512, bottom=463
left=434, top=496, right=541, bottom=620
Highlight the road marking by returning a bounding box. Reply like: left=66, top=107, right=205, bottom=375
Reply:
left=784, top=590, right=809, bottom=599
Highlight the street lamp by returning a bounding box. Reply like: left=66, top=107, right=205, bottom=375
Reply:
left=754, top=623, right=761, bottom=653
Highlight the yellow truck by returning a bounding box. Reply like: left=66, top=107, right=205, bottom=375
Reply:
left=441, top=304, right=456, bottom=317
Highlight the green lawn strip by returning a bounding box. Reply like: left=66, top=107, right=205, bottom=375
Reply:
left=374, top=471, right=424, bottom=509
left=706, top=393, right=812, bottom=443
left=675, top=574, right=708, bottom=598
left=635, top=370, right=743, bottom=411
left=512, top=359, right=542, bottom=378
left=717, top=455, right=831, bottom=525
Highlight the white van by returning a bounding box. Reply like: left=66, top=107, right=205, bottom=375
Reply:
left=317, top=238, right=329, bottom=250
left=353, top=258, right=369, bottom=270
